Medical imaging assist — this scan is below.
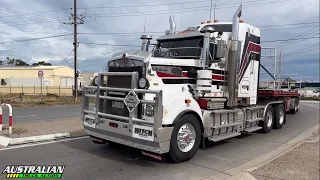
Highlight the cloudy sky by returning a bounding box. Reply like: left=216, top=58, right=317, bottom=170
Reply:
left=0, top=0, right=319, bottom=81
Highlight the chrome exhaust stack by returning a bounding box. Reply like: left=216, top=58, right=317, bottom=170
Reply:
left=200, top=26, right=215, bottom=69
left=140, top=35, right=153, bottom=51
left=227, top=4, right=242, bottom=107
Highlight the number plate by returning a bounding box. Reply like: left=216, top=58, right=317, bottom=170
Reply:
left=112, top=101, right=124, bottom=109
left=84, top=115, right=96, bottom=128
left=132, top=124, right=154, bottom=141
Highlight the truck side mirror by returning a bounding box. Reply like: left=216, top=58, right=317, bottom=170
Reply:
left=216, top=40, right=227, bottom=59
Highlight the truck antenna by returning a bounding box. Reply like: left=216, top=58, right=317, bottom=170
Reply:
left=143, top=16, right=147, bottom=33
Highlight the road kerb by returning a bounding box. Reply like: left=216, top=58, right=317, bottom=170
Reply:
left=0, top=135, right=10, bottom=147
left=226, top=172, right=257, bottom=180
left=0, top=130, right=88, bottom=147
left=70, top=130, right=87, bottom=137
left=223, top=123, right=319, bottom=176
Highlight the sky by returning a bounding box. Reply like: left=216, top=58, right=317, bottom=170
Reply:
left=0, top=0, right=319, bottom=81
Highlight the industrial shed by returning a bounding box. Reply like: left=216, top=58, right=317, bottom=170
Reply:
left=0, top=66, right=75, bottom=87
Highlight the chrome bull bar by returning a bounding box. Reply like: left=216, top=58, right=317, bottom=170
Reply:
left=81, top=72, right=166, bottom=148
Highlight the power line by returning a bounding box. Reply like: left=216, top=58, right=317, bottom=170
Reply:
left=79, top=42, right=140, bottom=47
left=285, top=47, right=319, bottom=57
left=0, top=18, right=68, bottom=28
left=284, top=43, right=319, bottom=56
left=53, top=48, right=75, bottom=74
left=79, top=0, right=214, bottom=10
left=78, top=32, right=163, bottom=35
left=276, top=27, right=319, bottom=46
left=260, top=25, right=319, bottom=31
left=0, top=8, right=70, bottom=19
left=0, top=34, right=73, bottom=44
left=0, top=7, right=66, bottom=23
left=84, top=0, right=294, bottom=18
left=261, top=36, right=319, bottom=43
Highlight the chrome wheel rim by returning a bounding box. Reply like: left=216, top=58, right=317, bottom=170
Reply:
left=279, top=109, right=284, bottom=124
left=177, top=123, right=196, bottom=152
left=267, top=110, right=273, bottom=127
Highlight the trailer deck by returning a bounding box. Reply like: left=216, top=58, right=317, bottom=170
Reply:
left=258, top=90, right=300, bottom=97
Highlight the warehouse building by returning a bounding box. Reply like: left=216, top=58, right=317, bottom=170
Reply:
left=0, top=66, right=75, bottom=86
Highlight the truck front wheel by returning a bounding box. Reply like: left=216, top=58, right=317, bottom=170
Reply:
left=168, top=113, right=201, bottom=163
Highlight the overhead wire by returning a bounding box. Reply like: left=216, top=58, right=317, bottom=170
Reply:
left=78, top=42, right=140, bottom=47
left=283, top=43, right=319, bottom=56
left=83, top=0, right=294, bottom=18
left=0, top=34, right=73, bottom=44
left=276, top=26, right=319, bottom=47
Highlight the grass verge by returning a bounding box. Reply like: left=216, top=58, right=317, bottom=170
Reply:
left=0, top=93, right=89, bottom=107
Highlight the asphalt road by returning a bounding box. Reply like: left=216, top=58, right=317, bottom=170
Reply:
left=0, top=101, right=319, bottom=180
left=1, top=105, right=82, bottom=121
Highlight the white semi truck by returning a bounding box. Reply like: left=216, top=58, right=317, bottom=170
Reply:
left=81, top=5, right=300, bottom=163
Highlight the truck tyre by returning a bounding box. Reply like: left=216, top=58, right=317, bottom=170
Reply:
left=261, top=105, right=274, bottom=133
left=273, top=104, right=286, bottom=129
left=290, top=100, right=299, bottom=114
left=168, top=113, right=201, bottom=163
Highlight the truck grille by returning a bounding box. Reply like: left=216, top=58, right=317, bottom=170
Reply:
left=103, top=66, right=143, bottom=119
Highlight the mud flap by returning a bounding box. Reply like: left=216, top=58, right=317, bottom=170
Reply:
left=141, top=151, right=165, bottom=162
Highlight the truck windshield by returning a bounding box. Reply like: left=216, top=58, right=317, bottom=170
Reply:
left=153, top=36, right=203, bottom=59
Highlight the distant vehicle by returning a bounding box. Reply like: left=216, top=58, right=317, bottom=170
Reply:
left=81, top=5, right=300, bottom=163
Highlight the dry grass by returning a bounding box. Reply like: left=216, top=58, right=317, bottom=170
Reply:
left=0, top=93, right=83, bottom=107
left=0, top=118, right=83, bottom=138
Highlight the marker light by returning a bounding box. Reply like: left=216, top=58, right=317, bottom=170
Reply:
left=207, top=21, right=211, bottom=23
left=214, top=19, right=219, bottom=23
left=138, top=77, right=149, bottom=89
left=200, top=22, right=205, bottom=24
left=240, top=20, right=244, bottom=23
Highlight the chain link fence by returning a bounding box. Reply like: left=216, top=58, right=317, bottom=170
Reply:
left=0, top=86, right=73, bottom=96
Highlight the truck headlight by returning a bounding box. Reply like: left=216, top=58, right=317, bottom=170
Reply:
left=93, top=77, right=98, bottom=86
left=146, top=105, right=154, bottom=117
left=138, top=77, right=149, bottom=89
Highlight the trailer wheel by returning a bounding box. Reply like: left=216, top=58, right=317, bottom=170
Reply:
left=261, top=105, right=274, bottom=133
left=273, top=104, right=286, bottom=129
left=168, top=113, right=201, bottom=163
left=290, top=100, right=299, bottom=114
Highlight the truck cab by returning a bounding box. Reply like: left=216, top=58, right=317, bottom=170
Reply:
left=81, top=5, right=299, bottom=163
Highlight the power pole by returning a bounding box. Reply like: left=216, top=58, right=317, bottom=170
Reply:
left=63, top=0, right=84, bottom=101
left=73, top=0, right=78, bottom=101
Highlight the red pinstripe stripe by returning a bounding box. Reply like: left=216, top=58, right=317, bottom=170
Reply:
left=156, top=72, right=225, bottom=81
left=239, top=42, right=261, bottom=79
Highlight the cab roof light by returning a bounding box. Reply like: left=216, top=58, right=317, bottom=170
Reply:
left=214, top=19, right=219, bottom=23
left=200, top=22, right=205, bottom=24
left=240, top=20, right=244, bottom=23
left=207, top=20, right=211, bottom=23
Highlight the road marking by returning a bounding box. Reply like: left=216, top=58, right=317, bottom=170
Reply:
left=15, top=115, right=37, bottom=118
left=0, top=136, right=89, bottom=151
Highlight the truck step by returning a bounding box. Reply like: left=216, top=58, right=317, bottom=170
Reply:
left=207, top=98, right=227, bottom=110
left=243, top=126, right=262, bottom=133
left=210, top=122, right=242, bottom=129
left=208, top=132, right=241, bottom=142
left=246, top=118, right=263, bottom=123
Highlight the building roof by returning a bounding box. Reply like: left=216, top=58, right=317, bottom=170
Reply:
left=0, top=66, right=72, bottom=70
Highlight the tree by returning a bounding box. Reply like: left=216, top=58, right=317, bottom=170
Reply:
left=32, top=61, right=52, bottom=66
left=3, top=57, right=29, bottom=66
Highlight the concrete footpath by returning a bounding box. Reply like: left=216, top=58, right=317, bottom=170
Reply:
left=248, top=130, right=319, bottom=180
